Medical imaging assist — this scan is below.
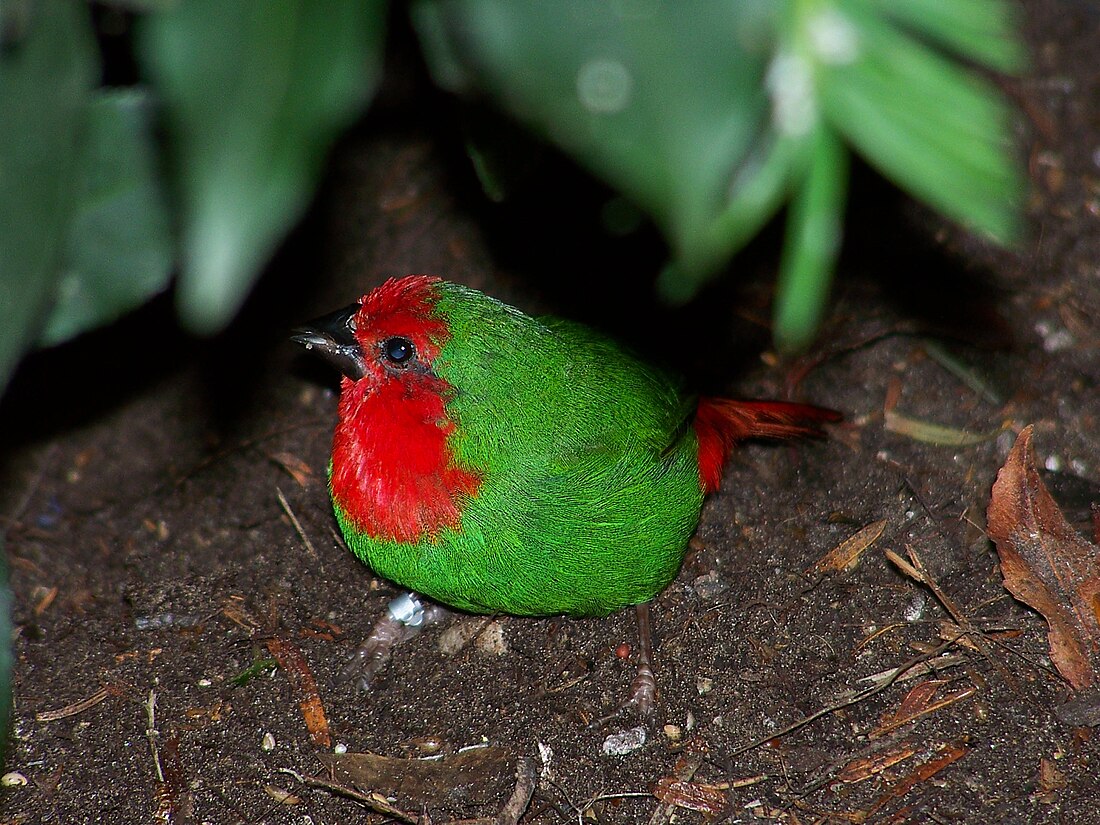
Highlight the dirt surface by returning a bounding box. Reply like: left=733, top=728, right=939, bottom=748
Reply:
left=4, top=3, right=1100, bottom=823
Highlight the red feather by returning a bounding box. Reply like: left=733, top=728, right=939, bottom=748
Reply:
left=329, top=276, right=482, bottom=543
left=693, top=398, right=839, bottom=494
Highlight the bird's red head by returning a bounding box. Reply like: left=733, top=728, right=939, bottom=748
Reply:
left=344, top=275, right=450, bottom=391
left=295, top=275, right=481, bottom=545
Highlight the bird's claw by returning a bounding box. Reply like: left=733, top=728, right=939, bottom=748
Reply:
left=589, top=661, right=657, bottom=729
left=336, top=592, right=448, bottom=691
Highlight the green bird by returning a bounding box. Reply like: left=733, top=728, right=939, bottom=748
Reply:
left=294, top=275, right=836, bottom=711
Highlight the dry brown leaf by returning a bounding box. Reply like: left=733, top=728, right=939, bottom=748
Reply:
left=316, top=747, right=514, bottom=806
left=266, top=637, right=331, bottom=748
left=987, top=426, right=1100, bottom=690
left=269, top=451, right=314, bottom=486
left=652, top=777, right=728, bottom=815
left=868, top=739, right=969, bottom=816
left=809, top=520, right=888, bottom=575
left=871, top=679, right=977, bottom=739
left=1038, top=756, right=1068, bottom=794
left=836, top=743, right=917, bottom=784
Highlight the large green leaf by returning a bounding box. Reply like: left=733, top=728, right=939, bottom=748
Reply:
left=773, top=125, right=847, bottom=353
left=138, top=0, right=388, bottom=334
left=0, top=0, right=98, bottom=393
left=879, top=0, right=1025, bottom=72
left=413, top=0, right=777, bottom=278
left=39, top=90, right=174, bottom=347
left=822, top=0, right=1023, bottom=244
left=414, top=0, right=1024, bottom=349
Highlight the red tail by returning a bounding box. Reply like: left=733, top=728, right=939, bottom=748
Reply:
left=693, top=398, right=840, bottom=494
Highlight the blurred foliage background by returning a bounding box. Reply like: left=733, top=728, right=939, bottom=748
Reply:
left=0, top=0, right=1025, bottom=756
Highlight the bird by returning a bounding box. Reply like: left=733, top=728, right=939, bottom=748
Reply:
left=294, top=274, right=837, bottom=715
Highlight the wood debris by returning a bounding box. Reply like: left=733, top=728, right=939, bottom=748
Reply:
left=870, top=678, right=978, bottom=738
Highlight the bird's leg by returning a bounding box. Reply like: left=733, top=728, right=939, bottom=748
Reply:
left=337, top=591, right=449, bottom=691
left=593, top=601, right=658, bottom=726
left=629, top=601, right=658, bottom=715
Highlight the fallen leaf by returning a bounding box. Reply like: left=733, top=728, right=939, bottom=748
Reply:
left=835, top=743, right=917, bottom=784
left=652, top=777, right=728, bottom=815
left=1038, top=756, right=1067, bottom=795
left=884, top=409, right=1004, bottom=447
left=868, top=739, right=969, bottom=817
left=871, top=679, right=978, bottom=739
left=316, top=747, right=514, bottom=806
left=987, top=426, right=1100, bottom=690
left=266, top=637, right=331, bottom=748
left=268, top=451, right=313, bottom=486
left=809, top=519, right=887, bottom=575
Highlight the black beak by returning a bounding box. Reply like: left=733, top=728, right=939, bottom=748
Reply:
left=291, top=303, right=367, bottom=380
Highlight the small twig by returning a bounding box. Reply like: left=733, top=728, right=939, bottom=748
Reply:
left=146, top=689, right=164, bottom=784
left=35, top=685, right=112, bottom=722
left=279, top=768, right=419, bottom=823
left=887, top=545, right=1019, bottom=692
left=724, top=637, right=964, bottom=760
left=494, top=758, right=536, bottom=825
left=276, top=486, right=319, bottom=561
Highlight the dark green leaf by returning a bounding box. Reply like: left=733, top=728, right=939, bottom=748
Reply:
left=39, top=90, right=174, bottom=347
left=0, top=0, right=98, bottom=393
left=773, top=126, right=847, bottom=354
left=414, top=0, right=775, bottom=282
left=414, top=0, right=1024, bottom=349
left=876, top=0, right=1025, bottom=72
left=138, top=0, right=388, bottom=334
left=823, top=2, right=1022, bottom=243
left=233, top=657, right=278, bottom=687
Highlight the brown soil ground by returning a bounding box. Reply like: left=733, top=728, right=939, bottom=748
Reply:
left=3, top=2, right=1100, bottom=823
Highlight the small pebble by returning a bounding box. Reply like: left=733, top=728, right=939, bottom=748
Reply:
left=692, top=571, right=728, bottom=600
left=663, top=724, right=682, bottom=742
left=474, top=620, right=508, bottom=655
left=903, top=592, right=927, bottom=622
left=696, top=676, right=714, bottom=696
left=438, top=618, right=480, bottom=656
left=601, top=725, right=647, bottom=756
left=261, top=732, right=276, bottom=751
left=197, top=678, right=212, bottom=688
left=1, top=772, right=27, bottom=787
left=334, top=743, right=348, bottom=755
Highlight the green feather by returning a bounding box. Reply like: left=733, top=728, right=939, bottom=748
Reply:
left=335, top=281, right=703, bottom=618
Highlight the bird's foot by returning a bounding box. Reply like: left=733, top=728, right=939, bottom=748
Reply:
left=590, top=602, right=659, bottom=728
left=590, top=659, right=657, bottom=728
left=336, top=592, right=448, bottom=691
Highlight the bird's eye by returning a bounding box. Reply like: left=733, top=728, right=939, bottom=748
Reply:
left=383, top=336, right=415, bottom=366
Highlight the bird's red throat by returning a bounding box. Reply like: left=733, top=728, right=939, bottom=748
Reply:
left=329, top=283, right=482, bottom=544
